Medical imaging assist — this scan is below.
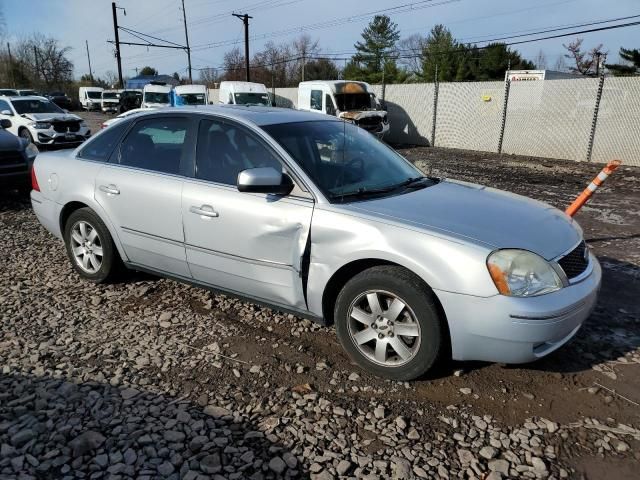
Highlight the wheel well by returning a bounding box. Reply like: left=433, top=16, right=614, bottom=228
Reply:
left=59, top=201, right=89, bottom=233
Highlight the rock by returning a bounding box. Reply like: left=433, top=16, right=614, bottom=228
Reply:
left=10, top=429, right=35, bottom=447
left=407, top=427, right=420, bottom=440
left=163, top=430, right=185, bottom=443
left=523, top=392, right=535, bottom=400
left=486, top=472, right=503, bottom=480
left=68, top=431, right=105, bottom=457
left=282, top=452, right=298, bottom=469
left=531, top=457, right=547, bottom=472
left=392, top=458, right=412, bottom=478
left=336, top=459, right=352, bottom=475
left=395, top=416, right=407, bottom=430
left=120, top=387, right=139, bottom=400
left=453, top=369, right=464, bottom=377
left=457, top=449, right=475, bottom=465
left=459, top=388, right=472, bottom=395
left=203, top=405, right=231, bottom=418
left=123, top=448, right=137, bottom=465
left=1, top=443, right=16, bottom=457
left=488, top=459, right=509, bottom=474
left=269, top=456, right=287, bottom=474
left=348, top=372, right=360, bottom=381
left=95, top=454, right=108, bottom=468
left=157, top=461, right=174, bottom=476
left=374, top=406, right=386, bottom=419
left=200, top=453, right=221, bottom=474
left=480, top=446, right=497, bottom=459
left=249, top=365, right=261, bottom=374
left=158, top=312, right=172, bottom=322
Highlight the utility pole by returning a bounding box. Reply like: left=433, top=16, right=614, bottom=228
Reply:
left=111, top=2, right=124, bottom=88
left=232, top=13, right=252, bottom=82
left=301, top=53, right=305, bottom=82
left=85, top=40, right=94, bottom=84
left=7, top=43, right=15, bottom=88
left=33, top=46, right=40, bottom=89
left=181, top=0, right=192, bottom=83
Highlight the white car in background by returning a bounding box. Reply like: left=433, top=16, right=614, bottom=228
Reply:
left=0, top=96, right=91, bottom=147
left=100, top=108, right=148, bottom=129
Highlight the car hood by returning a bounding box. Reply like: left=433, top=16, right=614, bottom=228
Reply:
left=0, top=129, right=25, bottom=151
left=22, top=113, right=82, bottom=122
left=338, top=110, right=386, bottom=121
left=343, top=179, right=581, bottom=260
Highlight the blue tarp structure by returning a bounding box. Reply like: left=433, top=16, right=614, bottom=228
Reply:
left=125, top=74, right=180, bottom=90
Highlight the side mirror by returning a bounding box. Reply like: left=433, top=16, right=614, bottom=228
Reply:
left=1, top=110, right=13, bottom=116
left=0, top=119, right=11, bottom=128
left=237, top=167, right=293, bottom=195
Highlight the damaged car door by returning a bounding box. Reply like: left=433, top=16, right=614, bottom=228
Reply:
left=181, top=117, right=314, bottom=310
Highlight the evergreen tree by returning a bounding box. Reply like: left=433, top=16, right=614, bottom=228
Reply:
left=350, top=15, right=401, bottom=83
left=605, top=47, right=640, bottom=76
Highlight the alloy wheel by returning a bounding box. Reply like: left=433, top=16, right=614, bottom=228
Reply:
left=70, top=221, right=103, bottom=274
left=347, top=290, right=421, bottom=367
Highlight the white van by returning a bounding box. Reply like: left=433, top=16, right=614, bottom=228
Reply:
left=297, top=80, right=389, bottom=138
left=79, top=87, right=104, bottom=111
left=174, top=84, right=208, bottom=105
left=142, top=83, right=172, bottom=109
left=101, top=90, right=120, bottom=113
left=218, top=81, right=270, bottom=106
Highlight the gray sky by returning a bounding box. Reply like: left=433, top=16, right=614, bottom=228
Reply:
left=4, top=0, right=639, bottom=80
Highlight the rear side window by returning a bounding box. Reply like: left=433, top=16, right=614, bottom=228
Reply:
left=118, top=117, right=188, bottom=175
left=77, top=122, right=128, bottom=162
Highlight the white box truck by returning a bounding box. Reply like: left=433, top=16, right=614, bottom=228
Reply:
left=101, top=90, right=120, bottom=113
left=297, top=80, right=389, bottom=138
left=79, top=86, right=104, bottom=111
left=174, top=84, right=208, bottom=105
left=218, top=81, right=270, bottom=106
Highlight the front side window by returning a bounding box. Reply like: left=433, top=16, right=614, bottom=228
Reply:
left=196, top=119, right=282, bottom=186
left=12, top=99, right=64, bottom=115
left=118, top=117, right=188, bottom=174
left=144, top=92, right=170, bottom=104
left=325, top=94, right=336, bottom=116
left=310, top=90, right=322, bottom=110
left=262, top=120, right=427, bottom=201
left=0, top=100, right=11, bottom=113
left=78, top=121, right=129, bottom=162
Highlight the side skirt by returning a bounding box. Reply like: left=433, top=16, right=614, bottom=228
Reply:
left=124, top=261, right=329, bottom=326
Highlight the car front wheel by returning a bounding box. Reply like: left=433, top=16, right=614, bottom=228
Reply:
left=19, top=128, right=34, bottom=144
left=64, top=208, right=121, bottom=283
left=335, top=266, right=446, bottom=381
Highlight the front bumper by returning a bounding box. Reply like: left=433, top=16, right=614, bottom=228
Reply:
left=33, top=127, right=91, bottom=147
left=436, top=252, right=601, bottom=364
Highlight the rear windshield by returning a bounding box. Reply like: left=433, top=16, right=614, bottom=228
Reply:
left=12, top=99, right=64, bottom=114
left=234, top=92, right=269, bottom=106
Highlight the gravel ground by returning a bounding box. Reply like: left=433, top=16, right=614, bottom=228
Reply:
left=1, top=112, right=639, bottom=479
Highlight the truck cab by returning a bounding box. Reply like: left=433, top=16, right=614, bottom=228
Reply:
left=79, top=87, right=104, bottom=111
left=297, top=80, right=389, bottom=138
left=142, top=83, right=172, bottom=109
left=218, top=81, right=270, bottom=106
left=174, top=84, right=208, bottom=105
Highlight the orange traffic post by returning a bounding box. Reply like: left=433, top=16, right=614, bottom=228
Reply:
left=566, top=159, right=622, bottom=217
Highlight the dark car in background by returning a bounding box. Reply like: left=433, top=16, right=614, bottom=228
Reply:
left=46, top=92, right=73, bottom=111
left=118, top=90, right=143, bottom=113
left=0, top=118, right=38, bottom=191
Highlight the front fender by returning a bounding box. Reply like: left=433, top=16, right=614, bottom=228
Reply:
left=306, top=207, right=496, bottom=318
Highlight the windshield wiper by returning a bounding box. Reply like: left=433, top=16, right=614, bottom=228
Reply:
left=331, top=177, right=430, bottom=202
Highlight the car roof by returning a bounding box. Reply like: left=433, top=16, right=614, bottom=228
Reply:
left=145, top=105, right=342, bottom=126
left=4, top=95, right=49, bottom=101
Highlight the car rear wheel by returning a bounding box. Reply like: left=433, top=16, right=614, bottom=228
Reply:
left=64, top=208, right=121, bottom=283
left=335, top=266, right=446, bottom=381
left=19, top=128, right=34, bottom=144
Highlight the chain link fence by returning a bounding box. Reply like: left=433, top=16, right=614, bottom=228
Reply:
left=209, top=75, right=640, bottom=166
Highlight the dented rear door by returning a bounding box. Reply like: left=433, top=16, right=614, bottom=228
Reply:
left=181, top=180, right=313, bottom=310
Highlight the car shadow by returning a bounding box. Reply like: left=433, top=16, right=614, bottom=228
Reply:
left=0, top=370, right=306, bottom=479
left=0, top=188, right=31, bottom=212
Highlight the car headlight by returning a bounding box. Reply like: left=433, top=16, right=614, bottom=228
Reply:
left=487, top=249, right=562, bottom=297
left=25, top=143, right=39, bottom=160
left=31, top=122, right=51, bottom=129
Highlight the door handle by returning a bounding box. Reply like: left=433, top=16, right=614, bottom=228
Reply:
left=190, top=205, right=219, bottom=218
left=99, top=184, right=120, bottom=195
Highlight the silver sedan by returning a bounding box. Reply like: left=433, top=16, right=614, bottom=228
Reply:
left=30, top=106, right=601, bottom=380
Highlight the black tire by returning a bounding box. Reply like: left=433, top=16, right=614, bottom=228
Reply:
left=335, top=266, right=446, bottom=381
left=63, top=207, right=122, bottom=283
left=19, top=128, right=34, bottom=144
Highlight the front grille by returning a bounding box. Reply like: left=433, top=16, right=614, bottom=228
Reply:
left=0, top=151, right=25, bottom=168
left=52, top=121, right=80, bottom=133
left=558, top=241, right=589, bottom=280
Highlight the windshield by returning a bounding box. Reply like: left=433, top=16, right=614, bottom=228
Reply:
left=179, top=93, right=206, bottom=105
left=19, top=90, right=37, bottom=96
left=262, top=120, right=424, bottom=201
left=144, top=91, right=170, bottom=104
left=87, top=91, right=102, bottom=99
left=103, top=92, right=119, bottom=99
left=234, top=92, right=269, bottom=106
left=334, top=93, right=375, bottom=111
left=12, top=99, right=64, bottom=115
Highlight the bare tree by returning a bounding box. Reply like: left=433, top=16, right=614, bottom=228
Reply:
left=563, top=38, right=607, bottom=76
left=12, top=33, right=74, bottom=89
left=397, top=34, right=426, bottom=76
left=222, top=46, right=246, bottom=81
left=292, top=34, right=319, bottom=81
left=534, top=50, right=547, bottom=70
left=553, top=55, right=567, bottom=72
left=198, top=68, right=218, bottom=88
left=104, top=71, right=119, bottom=88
